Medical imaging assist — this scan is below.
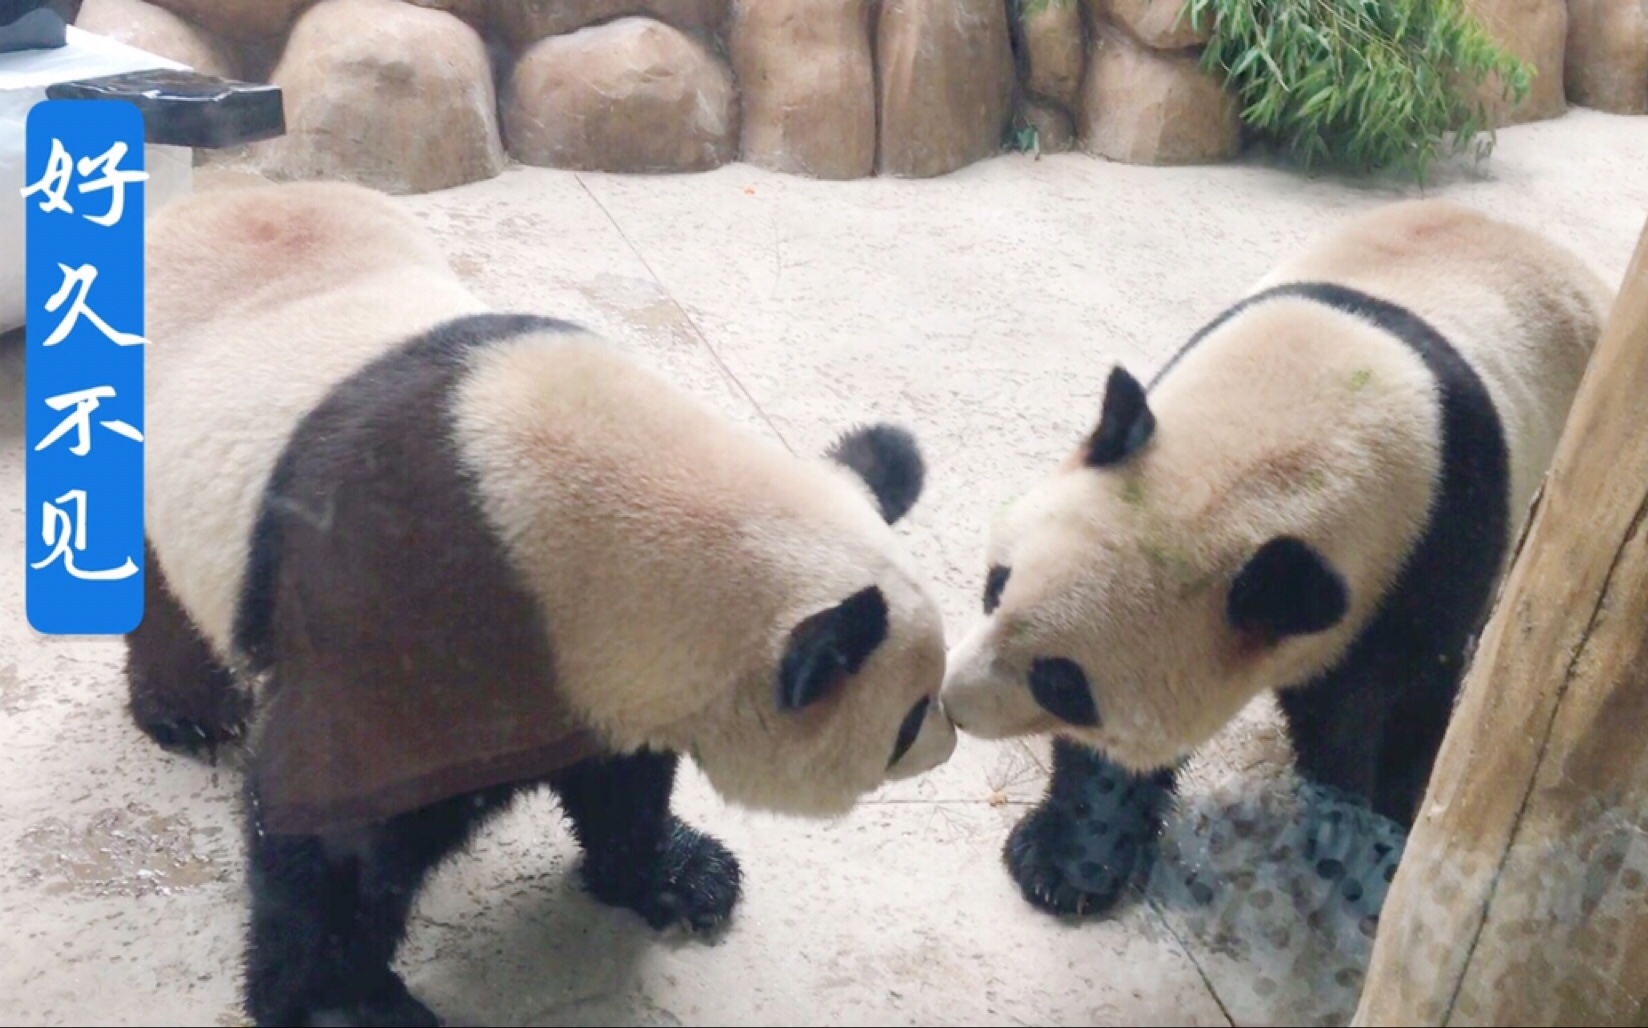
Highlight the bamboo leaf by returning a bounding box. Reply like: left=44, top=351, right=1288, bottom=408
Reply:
left=1192, top=0, right=1524, bottom=180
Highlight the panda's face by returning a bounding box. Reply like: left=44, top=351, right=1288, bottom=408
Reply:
left=676, top=421, right=957, bottom=818
left=684, top=563, right=956, bottom=819
left=940, top=480, right=1241, bottom=772
left=940, top=365, right=1354, bottom=774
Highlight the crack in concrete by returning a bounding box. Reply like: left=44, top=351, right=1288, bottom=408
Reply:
left=1147, top=893, right=1239, bottom=1028
left=574, top=174, right=796, bottom=457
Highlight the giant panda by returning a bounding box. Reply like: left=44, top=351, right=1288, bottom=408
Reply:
left=939, top=198, right=1615, bottom=918
left=124, top=179, right=958, bottom=1027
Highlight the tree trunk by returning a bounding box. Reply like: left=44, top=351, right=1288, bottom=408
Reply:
left=1351, top=215, right=1648, bottom=1026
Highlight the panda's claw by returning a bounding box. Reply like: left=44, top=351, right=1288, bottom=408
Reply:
left=129, top=676, right=250, bottom=763
left=1004, top=803, right=1136, bottom=919
left=138, top=713, right=243, bottom=761
left=582, top=817, right=742, bottom=937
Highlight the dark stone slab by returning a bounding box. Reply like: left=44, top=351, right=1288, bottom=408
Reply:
left=46, top=68, right=285, bottom=149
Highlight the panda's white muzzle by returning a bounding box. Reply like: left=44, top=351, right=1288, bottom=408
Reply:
left=885, top=693, right=958, bottom=780
left=940, top=620, right=1053, bottom=740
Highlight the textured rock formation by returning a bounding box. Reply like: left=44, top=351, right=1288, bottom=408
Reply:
left=403, top=0, right=488, bottom=31
left=62, top=0, right=1276, bottom=190
left=144, top=0, right=311, bottom=41
left=75, top=0, right=237, bottom=77
left=1467, top=0, right=1569, bottom=125
left=1079, top=24, right=1239, bottom=165
left=729, top=0, right=877, bottom=179
left=1565, top=0, right=1648, bottom=115
left=494, top=0, right=729, bottom=51
left=1020, top=0, right=1084, bottom=109
left=504, top=16, right=739, bottom=173
left=877, top=0, right=1015, bottom=178
left=1093, top=0, right=1209, bottom=50
left=250, top=0, right=505, bottom=194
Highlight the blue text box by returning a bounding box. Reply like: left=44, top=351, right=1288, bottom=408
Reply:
left=24, top=98, right=148, bottom=636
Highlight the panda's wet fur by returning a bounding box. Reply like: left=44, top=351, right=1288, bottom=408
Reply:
left=125, top=180, right=956, bottom=1027
left=940, top=199, right=1615, bottom=918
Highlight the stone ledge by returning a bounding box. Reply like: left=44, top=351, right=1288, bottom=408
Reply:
left=57, top=0, right=1642, bottom=194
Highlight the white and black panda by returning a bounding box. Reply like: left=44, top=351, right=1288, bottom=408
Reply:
left=124, top=180, right=958, bottom=1027
left=940, top=198, right=1615, bottom=918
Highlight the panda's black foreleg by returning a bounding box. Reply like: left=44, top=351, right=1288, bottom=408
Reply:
left=548, top=749, right=742, bottom=934
left=1003, top=737, right=1178, bottom=918
left=242, top=776, right=522, bottom=1028
left=1371, top=661, right=1464, bottom=830
left=1278, top=666, right=1391, bottom=815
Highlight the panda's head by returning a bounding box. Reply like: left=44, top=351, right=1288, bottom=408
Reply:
left=939, top=364, right=1355, bottom=774
left=682, top=423, right=958, bottom=817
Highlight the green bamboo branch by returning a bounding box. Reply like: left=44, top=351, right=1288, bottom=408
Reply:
left=1183, top=0, right=1534, bottom=182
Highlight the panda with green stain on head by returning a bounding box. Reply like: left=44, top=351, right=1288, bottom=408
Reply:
left=941, top=198, right=1615, bottom=917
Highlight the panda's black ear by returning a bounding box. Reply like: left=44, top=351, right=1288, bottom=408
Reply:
left=1227, top=536, right=1349, bottom=641
left=825, top=423, right=926, bottom=524
left=777, top=586, right=890, bottom=711
left=1084, top=364, right=1156, bottom=468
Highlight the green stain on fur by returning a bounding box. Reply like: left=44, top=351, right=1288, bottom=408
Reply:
left=1350, top=367, right=1373, bottom=391
left=1181, top=569, right=1219, bottom=599
left=1122, top=478, right=1146, bottom=507
left=1142, top=539, right=1215, bottom=599
left=1141, top=540, right=1188, bottom=575
left=992, top=494, right=1020, bottom=525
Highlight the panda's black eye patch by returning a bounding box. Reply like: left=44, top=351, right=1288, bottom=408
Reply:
left=983, top=564, right=1011, bottom=614
left=1029, top=657, right=1099, bottom=727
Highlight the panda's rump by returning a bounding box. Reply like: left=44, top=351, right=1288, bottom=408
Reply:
left=143, top=180, right=456, bottom=346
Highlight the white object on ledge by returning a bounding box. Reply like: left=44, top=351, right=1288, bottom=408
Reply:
left=1, top=26, right=197, bottom=335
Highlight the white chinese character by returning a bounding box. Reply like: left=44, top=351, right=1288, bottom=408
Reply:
left=35, top=385, right=144, bottom=456
left=20, top=137, right=74, bottom=215
left=76, top=141, right=148, bottom=227
left=31, top=488, right=138, bottom=581
left=41, top=263, right=148, bottom=348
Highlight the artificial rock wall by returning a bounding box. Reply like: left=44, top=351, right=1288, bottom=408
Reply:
left=68, top=0, right=1646, bottom=196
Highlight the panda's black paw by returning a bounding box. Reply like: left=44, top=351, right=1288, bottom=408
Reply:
left=269, top=975, right=441, bottom=1028
left=1005, top=803, right=1137, bottom=918
left=134, top=712, right=244, bottom=759
left=581, top=816, right=743, bottom=935
left=301, top=994, right=441, bottom=1028
left=127, top=670, right=248, bottom=761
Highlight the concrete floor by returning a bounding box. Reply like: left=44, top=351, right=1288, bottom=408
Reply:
left=3, top=108, right=1647, bottom=1028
